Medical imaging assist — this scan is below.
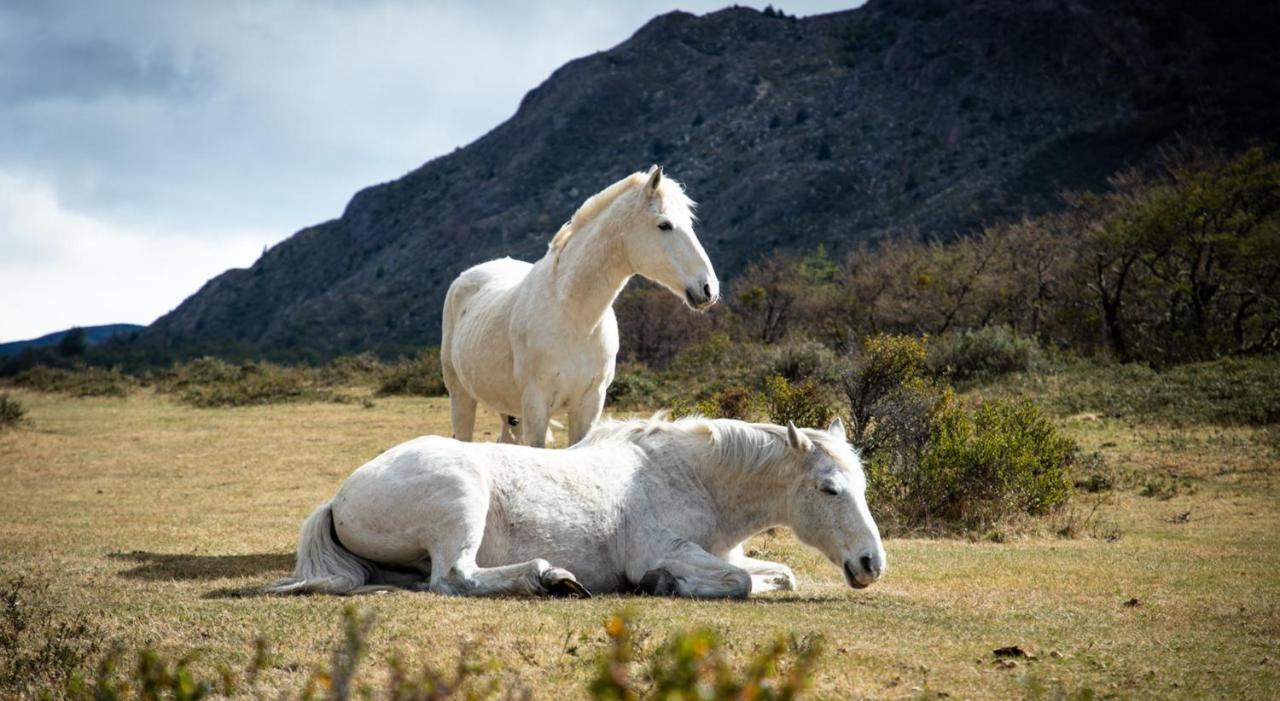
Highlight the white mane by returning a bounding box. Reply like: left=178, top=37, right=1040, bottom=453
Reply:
left=548, top=171, right=696, bottom=257
left=579, top=413, right=848, bottom=475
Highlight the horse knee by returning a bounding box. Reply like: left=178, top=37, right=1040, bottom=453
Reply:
left=432, top=567, right=477, bottom=596
left=637, top=568, right=680, bottom=596
left=725, top=569, right=752, bottom=598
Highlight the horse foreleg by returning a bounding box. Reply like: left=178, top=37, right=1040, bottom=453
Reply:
left=636, top=538, right=751, bottom=599
left=727, top=544, right=797, bottom=593
left=519, top=388, right=551, bottom=448
left=568, top=386, right=606, bottom=446
left=448, top=393, right=477, bottom=442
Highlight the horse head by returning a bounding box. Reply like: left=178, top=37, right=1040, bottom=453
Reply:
left=621, top=165, right=719, bottom=310
left=784, top=417, right=886, bottom=589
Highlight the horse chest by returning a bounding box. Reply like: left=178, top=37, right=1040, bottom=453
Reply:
left=515, top=331, right=614, bottom=397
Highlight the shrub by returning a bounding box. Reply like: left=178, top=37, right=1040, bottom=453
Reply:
left=938, top=325, right=1040, bottom=380
left=590, top=611, right=821, bottom=701
left=10, top=366, right=135, bottom=398
left=376, top=349, right=446, bottom=397
left=65, top=605, right=518, bottom=701
left=155, top=357, right=334, bottom=408
left=672, top=384, right=761, bottom=420
left=753, top=340, right=848, bottom=386
left=316, top=353, right=383, bottom=386
left=1, top=576, right=103, bottom=696
left=761, top=375, right=836, bottom=428
left=0, top=393, right=24, bottom=430
left=669, top=332, right=759, bottom=388
left=874, top=398, right=1075, bottom=531
left=841, top=335, right=1076, bottom=532
left=841, top=334, right=930, bottom=445
left=606, top=364, right=662, bottom=408
left=51, top=605, right=824, bottom=700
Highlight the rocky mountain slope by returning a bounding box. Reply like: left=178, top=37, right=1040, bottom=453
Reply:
left=129, top=0, right=1280, bottom=359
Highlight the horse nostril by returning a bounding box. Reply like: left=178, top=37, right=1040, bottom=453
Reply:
left=702, top=282, right=712, bottom=299
left=860, top=554, right=874, bottom=575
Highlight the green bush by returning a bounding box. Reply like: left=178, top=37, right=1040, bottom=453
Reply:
left=316, top=353, right=383, bottom=386
left=9, top=366, right=135, bottom=397
left=155, top=357, right=335, bottom=408
left=754, top=340, right=848, bottom=386
left=841, top=334, right=930, bottom=445
left=0, top=393, right=24, bottom=430
left=606, top=363, right=662, bottom=408
left=376, top=349, right=446, bottom=397
left=871, top=398, right=1075, bottom=532
left=761, top=375, right=836, bottom=428
left=938, top=325, right=1040, bottom=380
left=834, top=334, right=1077, bottom=533
left=672, top=384, right=761, bottom=420
left=669, top=333, right=761, bottom=390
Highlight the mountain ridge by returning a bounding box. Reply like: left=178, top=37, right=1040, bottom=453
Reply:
left=1, top=324, right=145, bottom=357
left=125, top=0, right=1280, bottom=360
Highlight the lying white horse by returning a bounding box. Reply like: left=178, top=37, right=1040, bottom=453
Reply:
left=441, top=166, right=718, bottom=447
left=266, top=415, right=885, bottom=598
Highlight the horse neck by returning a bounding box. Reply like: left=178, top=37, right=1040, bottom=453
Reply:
left=547, top=216, right=633, bottom=330
left=691, top=435, right=796, bottom=544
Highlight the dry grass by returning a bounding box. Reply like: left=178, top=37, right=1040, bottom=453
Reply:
left=0, top=390, right=1277, bottom=699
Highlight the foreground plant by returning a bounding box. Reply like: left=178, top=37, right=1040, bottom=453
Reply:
left=43, top=605, right=823, bottom=700
left=591, top=611, right=822, bottom=701
left=0, top=393, right=25, bottom=430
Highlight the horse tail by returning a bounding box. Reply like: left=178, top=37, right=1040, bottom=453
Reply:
left=264, top=503, right=373, bottom=595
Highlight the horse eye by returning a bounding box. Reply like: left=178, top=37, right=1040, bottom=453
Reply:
left=820, top=485, right=840, bottom=496
left=657, top=221, right=673, bottom=231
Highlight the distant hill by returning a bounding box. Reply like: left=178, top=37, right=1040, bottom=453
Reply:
left=0, top=324, right=145, bottom=357
left=128, top=0, right=1280, bottom=360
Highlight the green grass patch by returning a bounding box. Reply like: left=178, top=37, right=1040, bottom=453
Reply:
left=979, top=356, right=1280, bottom=425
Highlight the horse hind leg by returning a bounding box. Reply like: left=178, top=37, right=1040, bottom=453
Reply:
left=433, top=558, right=590, bottom=598
left=499, top=415, right=520, bottom=443
left=423, top=518, right=588, bottom=598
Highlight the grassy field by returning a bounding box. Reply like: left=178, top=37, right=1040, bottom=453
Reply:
left=1, top=387, right=1278, bottom=699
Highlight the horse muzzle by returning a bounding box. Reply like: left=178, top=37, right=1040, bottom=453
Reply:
left=684, top=281, right=718, bottom=310
left=843, top=554, right=884, bottom=589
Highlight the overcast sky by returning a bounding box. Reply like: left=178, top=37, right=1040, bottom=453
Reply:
left=0, top=0, right=856, bottom=342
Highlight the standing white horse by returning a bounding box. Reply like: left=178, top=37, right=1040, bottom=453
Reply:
left=266, top=415, right=886, bottom=598
left=441, top=166, right=718, bottom=447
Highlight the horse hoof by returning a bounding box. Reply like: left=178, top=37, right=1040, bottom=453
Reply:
left=637, top=568, right=679, bottom=596
left=543, top=568, right=592, bottom=599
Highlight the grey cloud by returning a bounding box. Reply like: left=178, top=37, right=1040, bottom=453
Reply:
left=0, top=0, right=857, bottom=287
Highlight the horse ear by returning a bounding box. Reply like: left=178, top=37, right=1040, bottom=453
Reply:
left=645, top=165, right=663, bottom=195
left=827, top=417, right=846, bottom=440
left=786, top=421, right=812, bottom=452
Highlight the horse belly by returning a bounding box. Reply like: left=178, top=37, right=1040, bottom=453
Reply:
left=475, top=460, right=631, bottom=593
left=447, top=300, right=522, bottom=415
